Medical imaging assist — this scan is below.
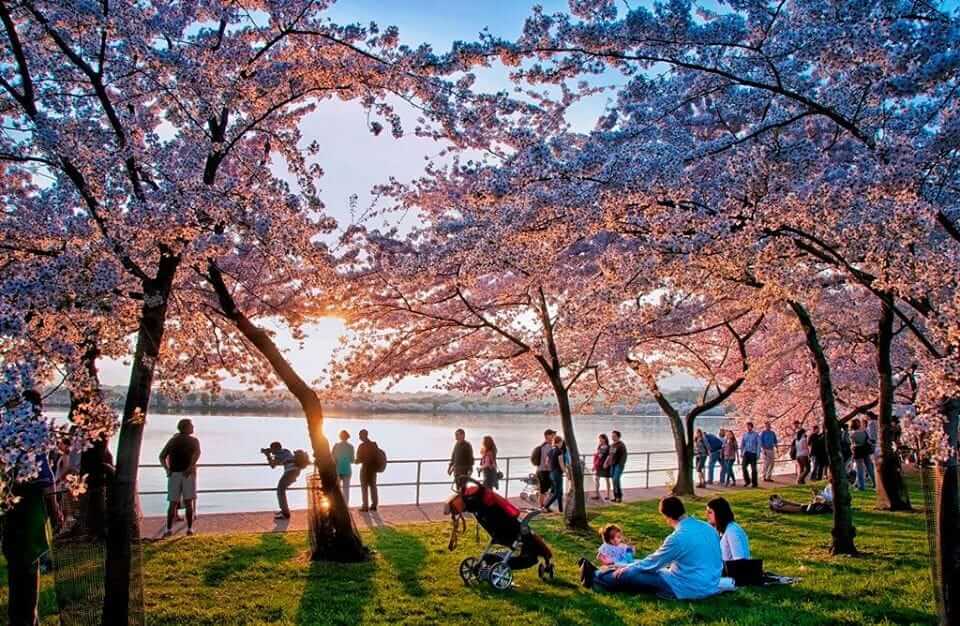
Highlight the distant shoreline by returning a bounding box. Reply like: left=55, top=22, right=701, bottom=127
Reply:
left=45, top=403, right=728, bottom=419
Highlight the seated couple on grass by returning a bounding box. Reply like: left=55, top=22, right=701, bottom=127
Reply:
left=579, top=496, right=752, bottom=599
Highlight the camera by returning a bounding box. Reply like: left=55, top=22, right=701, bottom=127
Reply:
left=260, top=447, right=272, bottom=455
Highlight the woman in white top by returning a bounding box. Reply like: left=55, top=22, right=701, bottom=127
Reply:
left=706, top=497, right=750, bottom=561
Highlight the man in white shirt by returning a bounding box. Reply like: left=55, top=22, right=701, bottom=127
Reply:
left=585, top=496, right=723, bottom=599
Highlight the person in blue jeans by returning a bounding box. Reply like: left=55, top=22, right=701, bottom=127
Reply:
left=542, top=435, right=567, bottom=512
left=583, top=496, right=724, bottom=599
left=705, top=430, right=724, bottom=485
left=609, top=430, right=628, bottom=502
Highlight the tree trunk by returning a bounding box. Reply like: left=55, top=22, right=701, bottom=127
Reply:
left=102, top=252, right=179, bottom=625
left=790, top=301, right=858, bottom=555
left=670, top=415, right=695, bottom=496
left=207, top=264, right=366, bottom=561
left=932, top=398, right=960, bottom=625
left=546, top=374, right=589, bottom=531
left=875, top=294, right=912, bottom=511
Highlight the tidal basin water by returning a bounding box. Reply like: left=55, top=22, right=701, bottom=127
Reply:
left=69, top=411, right=732, bottom=515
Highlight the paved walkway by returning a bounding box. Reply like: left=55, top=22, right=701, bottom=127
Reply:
left=142, top=474, right=798, bottom=539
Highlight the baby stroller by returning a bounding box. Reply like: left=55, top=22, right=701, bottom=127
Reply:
left=444, top=478, right=555, bottom=590
left=518, top=473, right=540, bottom=503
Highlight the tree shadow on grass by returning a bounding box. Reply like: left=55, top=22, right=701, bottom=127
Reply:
left=202, top=533, right=297, bottom=587
left=481, top=582, right=631, bottom=626
left=371, top=527, right=428, bottom=598
left=295, top=556, right=376, bottom=626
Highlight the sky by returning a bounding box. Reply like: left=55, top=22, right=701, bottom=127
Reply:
left=99, top=0, right=618, bottom=391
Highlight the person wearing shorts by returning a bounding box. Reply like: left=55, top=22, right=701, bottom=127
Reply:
left=159, top=419, right=201, bottom=537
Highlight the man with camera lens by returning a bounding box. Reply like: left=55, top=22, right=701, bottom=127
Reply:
left=262, top=441, right=299, bottom=519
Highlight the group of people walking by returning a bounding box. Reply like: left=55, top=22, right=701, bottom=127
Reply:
left=690, top=416, right=883, bottom=492
left=692, top=422, right=779, bottom=489
left=153, top=415, right=886, bottom=538
left=787, top=417, right=880, bottom=490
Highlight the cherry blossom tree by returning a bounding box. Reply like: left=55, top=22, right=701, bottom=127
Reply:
left=332, top=214, right=628, bottom=530
left=617, top=297, right=765, bottom=496
left=458, top=0, right=960, bottom=503
left=1, top=0, right=483, bottom=620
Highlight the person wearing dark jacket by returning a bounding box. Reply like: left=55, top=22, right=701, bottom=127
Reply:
left=609, top=431, right=628, bottom=503
left=808, top=424, right=828, bottom=481
left=705, top=431, right=724, bottom=485
left=448, top=428, right=475, bottom=487
left=355, top=429, right=381, bottom=512
left=3, top=391, right=61, bottom=626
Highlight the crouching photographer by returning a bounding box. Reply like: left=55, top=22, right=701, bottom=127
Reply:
left=262, top=442, right=310, bottom=519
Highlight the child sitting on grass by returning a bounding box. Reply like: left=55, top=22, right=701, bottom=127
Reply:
left=597, top=523, right=635, bottom=566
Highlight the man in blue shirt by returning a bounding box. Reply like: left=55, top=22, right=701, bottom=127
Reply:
left=760, top=421, right=779, bottom=482
left=740, top=422, right=761, bottom=488
left=705, top=431, right=724, bottom=484
left=586, top=496, right=723, bottom=599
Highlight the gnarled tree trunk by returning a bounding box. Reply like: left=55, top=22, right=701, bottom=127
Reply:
left=207, top=263, right=366, bottom=561
left=790, top=301, right=857, bottom=555
left=103, top=252, right=180, bottom=625
left=875, top=293, right=912, bottom=511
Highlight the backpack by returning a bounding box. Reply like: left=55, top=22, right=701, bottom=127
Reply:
left=293, top=449, right=311, bottom=470
left=375, top=446, right=388, bottom=473
left=789, top=440, right=797, bottom=460
left=531, top=444, right=543, bottom=467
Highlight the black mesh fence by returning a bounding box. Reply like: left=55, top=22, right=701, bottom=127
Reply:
left=921, top=464, right=960, bottom=626
left=50, top=487, right=144, bottom=626
left=306, top=472, right=368, bottom=562
left=306, top=473, right=333, bottom=557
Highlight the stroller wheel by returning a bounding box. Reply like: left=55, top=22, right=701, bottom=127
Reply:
left=538, top=562, right=554, bottom=581
left=459, top=557, right=479, bottom=586
left=488, top=562, right=513, bottom=591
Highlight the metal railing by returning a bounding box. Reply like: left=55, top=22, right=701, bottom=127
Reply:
left=139, top=444, right=795, bottom=505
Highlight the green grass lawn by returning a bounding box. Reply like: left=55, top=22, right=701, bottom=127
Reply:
left=2, top=480, right=937, bottom=625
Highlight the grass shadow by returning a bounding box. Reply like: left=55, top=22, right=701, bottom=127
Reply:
left=372, top=527, right=428, bottom=598
left=201, top=533, right=296, bottom=587
left=295, top=555, right=376, bottom=625
left=491, top=584, right=631, bottom=626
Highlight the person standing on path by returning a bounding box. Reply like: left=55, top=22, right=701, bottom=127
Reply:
left=760, top=422, right=778, bottom=482
left=809, top=424, right=828, bottom=481
left=694, top=429, right=708, bottom=489
left=448, top=428, right=475, bottom=488
left=159, top=418, right=201, bottom=536
left=593, top=433, right=612, bottom=501
left=542, top=435, right=567, bottom=512
left=705, top=430, right=724, bottom=485
left=721, top=430, right=738, bottom=487
left=355, top=429, right=381, bottom=512
left=851, top=419, right=877, bottom=491
left=479, top=435, right=499, bottom=490
left=739, top=422, right=760, bottom=488
left=331, top=430, right=355, bottom=507
left=867, top=415, right=880, bottom=457
left=534, top=429, right=556, bottom=508
left=609, top=430, right=628, bottom=503
left=793, top=428, right=811, bottom=484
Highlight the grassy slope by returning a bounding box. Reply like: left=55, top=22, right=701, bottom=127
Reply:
left=2, top=480, right=936, bottom=625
